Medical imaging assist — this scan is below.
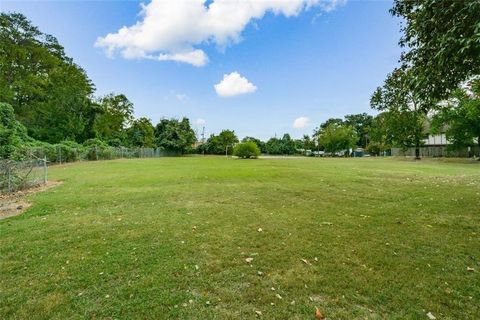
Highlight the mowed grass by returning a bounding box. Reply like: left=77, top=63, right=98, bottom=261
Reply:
left=1, top=157, right=479, bottom=319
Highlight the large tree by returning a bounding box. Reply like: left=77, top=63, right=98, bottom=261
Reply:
left=280, top=134, right=296, bottom=155
left=154, top=118, right=196, bottom=154
left=431, top=79, right=480, bottom=156
left=301, top=134, right=315, bottom=155
left=317, top=118, right=344, bottom=132
left=313, top=118, right=346, bottom=150
left=265, top=137, right=282, bottom=155
left=365, top=113, right=392, bottom=156
left=127, top=117, right=155, bottom=148
left=202, top=130, right=238, bottom=155
left=93, top=94, right=134, bottom=145
left=371, top=68, right=431, bottom=159
left=391, top=0, right=480, bottom=100
left=264, top=134, right=297, bottom=155
left=319, top=123, right=358, bottom=155
left=0, top=13, right=96, bottom=143
left=344, top=113, right=373, bottom=148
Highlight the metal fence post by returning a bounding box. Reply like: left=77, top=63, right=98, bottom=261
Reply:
left=43, top=157, right=48, bottom=185
left=7, top=165, right=12, bottom=193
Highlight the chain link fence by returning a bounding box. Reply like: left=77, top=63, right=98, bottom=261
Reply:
left=0, top=158, right=47, bottom=193
left=25, top=146, right=173, bottom=164
left=1, top=147, right=176, bottom=193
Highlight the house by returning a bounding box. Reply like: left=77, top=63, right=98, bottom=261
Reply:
left=392, top=133, right=478, bottom=157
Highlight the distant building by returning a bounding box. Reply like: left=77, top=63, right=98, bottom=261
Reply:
left=392, top=133, right=478, bottom=157
left=423, top=133, right=448, bottom=146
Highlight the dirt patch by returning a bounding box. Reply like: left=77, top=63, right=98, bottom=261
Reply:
left=0, top=181, right=61, bottom=219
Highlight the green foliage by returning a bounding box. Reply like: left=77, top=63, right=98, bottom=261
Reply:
left=265, top=137, right=281, bottom=154
left=314, top=115, right=374, bottom=150
left=82, top=138, right=113, bottom=160
left=344, top=113, right=374, bottom=148
left=319, top=123, right=358, bottom=155
left=17, top=141, right=84, bottom=163
left=0, top=13, right=96, bottom=143
left=20, top=140, right=81, bottom=163
left=391, top=0, right=480, bottom=100
left=300, top=135, right=315, bottom=155
left=93, top=94, right=134, bottom=144
left=318, top=118, right=344, bottom=131
left=279, top=134, right=296, bottom=155
left=365, top=113, right=391, bottom=155
left=371, top=68, right=430, bottom=157
left=201, top=130, right=238, bottom=155
left=0, top=103, right=29, bottom=159
left=265, top=134, right=297, bottom=155
left=233, top=141, right=260, bottom=159
left=55, top=141, right=82, bottom=162
left=431, top=80, right=480, bottom=155
left=242, top=136, right=266, bottom=153
left=154, top=118, right=196, bottom=154
left=126, top=117, right=155, bottom=147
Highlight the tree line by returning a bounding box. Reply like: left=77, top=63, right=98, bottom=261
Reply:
left=0, top=12, right=372, bottom=160
left=2, top=2, right=479, bottom=161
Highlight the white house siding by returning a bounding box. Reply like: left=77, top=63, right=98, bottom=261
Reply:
left=424, top=134, right=448, bottom=146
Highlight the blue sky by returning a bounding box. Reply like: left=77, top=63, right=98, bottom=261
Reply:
left=1, top=0, right=402, bottom=140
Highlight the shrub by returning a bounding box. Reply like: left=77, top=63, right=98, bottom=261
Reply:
left=83, top=139, right=113, bottom=160
left=233, top=141, right=260, bottom=159
left=107, top=138, right=124, bottom=147
left=13, top=140, right=82, bottom=163
left=55, top=141, right=83, bottom=162
left=22, top=141, right=57, bottom=162
left=0, top=102, right=29, bottom=159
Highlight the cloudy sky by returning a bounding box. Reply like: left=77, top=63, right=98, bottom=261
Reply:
left=1, top=0, right=402, bottom=140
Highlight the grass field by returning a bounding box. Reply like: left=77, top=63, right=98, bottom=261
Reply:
left=1, top=157, right=479, bottom=319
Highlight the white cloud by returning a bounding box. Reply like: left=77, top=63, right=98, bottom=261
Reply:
left=319, top=0, right=346, bottom=12
left=175, top=93, right=188, bottom=102
left=95, top=0, right=345, bottom=66
left=214, top=72, right=257, bottom=97
left=155, top=50, right=208, bottom=67
left=293, top=116, right=310, bottom=129
left=195, top=118, right=206, bottom=126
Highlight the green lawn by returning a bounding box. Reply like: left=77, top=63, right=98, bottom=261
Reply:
left=1, top=157, right=479, bottom=319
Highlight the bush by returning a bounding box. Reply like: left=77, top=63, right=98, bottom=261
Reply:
left=107, top=138, right=124, bottom=147
left=0, top=102, right=30, bottom=159
left=233, top=141, right=260, bottom=159
left=55, top=141, right=82, bottom=162
left=83, top=139, right=113, bottom=160
left=21, top=141, right=57, bottom=162
left=11, top=140, right=81, bottom=163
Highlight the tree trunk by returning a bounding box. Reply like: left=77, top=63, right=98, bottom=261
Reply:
left=415, top=141, right=421, bottom=160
